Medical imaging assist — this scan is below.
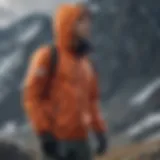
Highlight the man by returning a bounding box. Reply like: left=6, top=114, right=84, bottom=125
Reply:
left=23, top=3, right=108, bottom=160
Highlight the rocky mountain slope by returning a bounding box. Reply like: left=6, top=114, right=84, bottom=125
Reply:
left=0, top=0, right=160, bottom=142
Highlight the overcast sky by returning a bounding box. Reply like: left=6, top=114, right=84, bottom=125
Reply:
left=0, top=0, right=85, bottom=27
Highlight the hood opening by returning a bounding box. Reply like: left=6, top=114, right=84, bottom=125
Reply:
left=54, top=4, right=91, bottom=52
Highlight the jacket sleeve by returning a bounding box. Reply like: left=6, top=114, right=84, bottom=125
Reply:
left=89, top=72, right=106, bottom=133
left=22, top=46, right=52, bottom=134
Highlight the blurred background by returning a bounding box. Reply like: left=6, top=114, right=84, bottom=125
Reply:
left=0, top=0, right=160, bottom=159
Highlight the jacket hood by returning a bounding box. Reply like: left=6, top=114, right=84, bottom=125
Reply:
left=54, top=4, right=86, bottom=51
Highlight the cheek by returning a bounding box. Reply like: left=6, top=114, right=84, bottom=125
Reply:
left=80, top=23, right=90, bottom=35
left=75, top=19, right=91, bottom=37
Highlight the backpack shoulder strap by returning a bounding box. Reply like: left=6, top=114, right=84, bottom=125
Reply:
left=42, top=46, right=58, bottom=131
left=49, top=45, right=58, bottom=77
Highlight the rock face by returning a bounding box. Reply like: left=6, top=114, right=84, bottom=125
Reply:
left=0, top=140, right=33, bottom=160
left=0, top=0, right=160, bottom=142
left=92, top=0, right=160, bottom=98
left=0, top=14, right=52, bottom=124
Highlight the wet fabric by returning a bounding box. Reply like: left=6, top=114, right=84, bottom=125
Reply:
left=23, top=4, right=106, bottom=140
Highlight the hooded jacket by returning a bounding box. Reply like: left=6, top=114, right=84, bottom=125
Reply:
left=23, top=4, right=106, bottom=140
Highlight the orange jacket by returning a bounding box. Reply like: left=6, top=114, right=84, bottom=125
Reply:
left=23, top=4, right=106, bottom=140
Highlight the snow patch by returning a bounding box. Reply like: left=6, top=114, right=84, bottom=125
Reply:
left=130, top=78, right=160, bottom=106
left=0, top=121, right=18, bottom=138
left=17, top=21, right=43, bottom=44
left=0, top=49, right=24, bottom=103
left=126, top=113, right=160, bottom=137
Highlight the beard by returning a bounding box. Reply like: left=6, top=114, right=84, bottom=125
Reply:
left=72, top=38, right=92, bottom=57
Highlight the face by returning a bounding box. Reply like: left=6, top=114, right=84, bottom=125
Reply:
left=75, top=15, right=91, bottom=39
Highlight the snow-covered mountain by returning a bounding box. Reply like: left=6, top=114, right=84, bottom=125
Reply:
left=0, top=0, right=160, bottom=144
